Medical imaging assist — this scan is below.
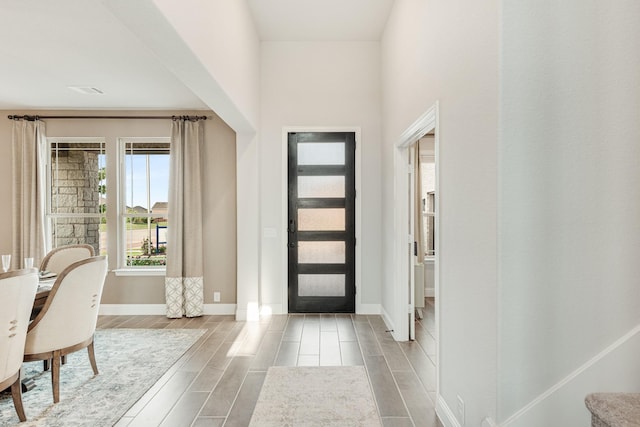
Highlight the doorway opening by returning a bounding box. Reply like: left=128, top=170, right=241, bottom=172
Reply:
left=393, top=102, right=440, bottom=396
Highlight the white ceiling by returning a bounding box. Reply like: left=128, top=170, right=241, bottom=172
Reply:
left=247, top=0, right=395, bottom=41
left=0, top=0, right=394, bottom=111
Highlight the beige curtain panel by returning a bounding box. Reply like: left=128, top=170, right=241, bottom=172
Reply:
left=165, top=120, right=205, bottom=318
left=12, top=120, right=47, bottom=269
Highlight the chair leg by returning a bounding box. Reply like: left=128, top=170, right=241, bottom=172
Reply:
left=61, top=355, right=67, bottom=365
left=88, top=340, right=99, bottom=375
left=43, top=359, right=50, bottom=371
left=52, top=351, right=61, bottom=403
left=11, top=375, right=26, bottom=422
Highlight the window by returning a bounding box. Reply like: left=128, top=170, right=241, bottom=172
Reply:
left=120, top=138, right=170, bottom=268
left=47, top=138, right=107, bottom=256
left=423, top=191, right=435, bottom=257
left=420, top=156, right=435, bottom=258
left=46, top=137, right=171, bottom=271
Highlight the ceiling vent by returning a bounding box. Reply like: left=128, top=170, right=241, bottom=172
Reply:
left=68, top=86, right=104, bottom=95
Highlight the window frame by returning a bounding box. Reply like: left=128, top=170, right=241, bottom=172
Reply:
left=117, top=137, right=171, bottom=271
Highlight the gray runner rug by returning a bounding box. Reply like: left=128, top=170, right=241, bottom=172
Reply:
left=0, top=328, right=205, bottom=426
left=249, top=366, right=382, bottom=427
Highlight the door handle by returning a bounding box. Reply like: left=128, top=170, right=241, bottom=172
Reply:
left=287, top=219, right=296, bottom=248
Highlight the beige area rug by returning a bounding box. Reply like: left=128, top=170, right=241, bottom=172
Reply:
left=249, top=366, right=382, bottom=427
left=0, top=328, right=205, bottom=426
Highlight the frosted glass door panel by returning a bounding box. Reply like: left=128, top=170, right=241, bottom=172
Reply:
left=298, top=274, right=345, bottom=297
left=298, top=241, right=345, bottom=264
left=298, top=176, right=345, bottom=198
left=298, top=208, right=345, bottom=231
left=298, top=143, right=345, bottom=165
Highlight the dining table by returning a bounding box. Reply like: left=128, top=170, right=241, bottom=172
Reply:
left=20, top=273, right=57, bottom=392
left=31, top=274, right=56, bottom=320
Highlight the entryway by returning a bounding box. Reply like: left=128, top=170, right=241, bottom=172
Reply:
left=287, top=132, right=356, bottom=313
left=392, top=103, right=440, bottom=424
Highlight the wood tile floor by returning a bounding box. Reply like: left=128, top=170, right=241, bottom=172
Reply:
left=97, top=301, right=440, bottom=427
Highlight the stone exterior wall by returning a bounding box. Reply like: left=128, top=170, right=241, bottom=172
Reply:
left=51, top=150, right=101, bottom=254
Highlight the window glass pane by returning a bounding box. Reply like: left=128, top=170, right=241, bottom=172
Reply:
left=50, top=141, right=105, bottom=215
left=124, top=218, right=167, bottom=267
left=423, top=192, right=435, bottom=257
left=298, top=241, right=345, bottom=264
left=421, top=162, right=435, bottom=193
left=123, top=140, right=170, bottom=267
left=298, top=143, right=345, bottom=165
left=124, top=141, right=170, bottom=215
left=421, top=156, right=436, bottom=258
left=298, top=274, right=345, bottom=297
left=298, top=176, right=345, bottom=198
left=50, top=218, right=105, bottom=256
left=298, top=208, right=345, bottom=231
left=49, top=140, right=106, bottom=254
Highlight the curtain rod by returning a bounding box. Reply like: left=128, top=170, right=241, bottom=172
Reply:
left=7, top=115, right=207, bottom=121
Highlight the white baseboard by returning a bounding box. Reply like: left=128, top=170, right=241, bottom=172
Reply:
left=437, top=395, right=461, bottom=427
left=380, top=306, right=396, bottom=338
left=99, top=304, right=236, bottom=316
left=357, top=303, right=381, bottom=315
left=236, top=304, right=260, bottom=321
left=203, top=304, right=237, bottom=315
left=235, top=308, right=246, bottom=321
left=260, top=303, right=284, bottom=315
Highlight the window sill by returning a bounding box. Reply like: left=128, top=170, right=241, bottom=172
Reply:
left=113, top=268, right=166, bottom=277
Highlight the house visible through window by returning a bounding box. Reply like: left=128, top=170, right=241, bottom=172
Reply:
left=121, top=138, right=170, bottom=267
left=48, top=138, right=107, bottom=256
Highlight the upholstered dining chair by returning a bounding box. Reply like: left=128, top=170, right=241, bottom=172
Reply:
left=0, top=268, right=39, bottom=422
left=38, top=244, right=95, bottom=369
left=23, top=256, right=107, bottom=403
left=39, top=244, right=95, bottom=275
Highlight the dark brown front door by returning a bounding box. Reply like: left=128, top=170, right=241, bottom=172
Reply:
left=287, top=132, right=356, bottom=313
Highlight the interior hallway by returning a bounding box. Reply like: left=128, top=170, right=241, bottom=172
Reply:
left=98, top=300, right=439, bottom=427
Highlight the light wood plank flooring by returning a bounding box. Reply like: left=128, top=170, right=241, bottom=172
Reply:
left=96, top=303, right=440, bottom=427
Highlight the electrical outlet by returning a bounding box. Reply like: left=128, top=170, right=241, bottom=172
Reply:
left=456, top=395, right=465, bottom=425
left=213, top=291, right=220, bottom=302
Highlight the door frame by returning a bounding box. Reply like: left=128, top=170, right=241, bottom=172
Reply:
left=393, top=101, right=439, bottom=341
left=281, top=127, right=362, bottom=314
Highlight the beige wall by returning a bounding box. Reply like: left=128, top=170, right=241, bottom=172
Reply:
left=0, top=110, right=237, bottom=305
